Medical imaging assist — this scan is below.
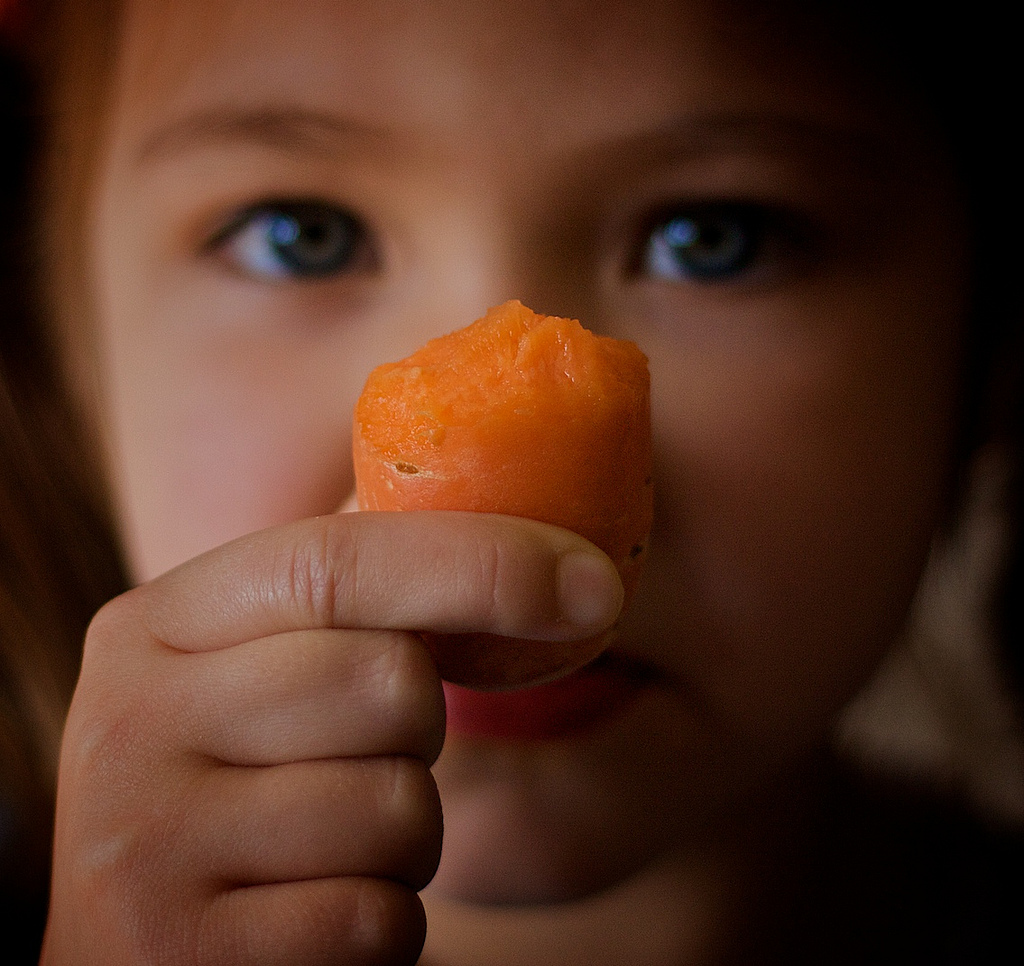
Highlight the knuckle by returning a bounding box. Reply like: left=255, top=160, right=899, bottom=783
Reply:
left=81, top=587, right=143, bottom=665
left=279, top=519, right=360, bottom=628
left=204, top=878, right=426, bottom=966
left=469, top=525, right=550, bottom=635
left=52, top=777, right=198, bottom=964
left=376, top=758, right=443, bottom=890
left=350, top=878, right=428, bottom=966
left=371, top=632, right=445, bottom=761
left=470, top=537, right=506, bottom=627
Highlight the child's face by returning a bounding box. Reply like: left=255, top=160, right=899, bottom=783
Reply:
left=86, top=0, right=967, bottom=901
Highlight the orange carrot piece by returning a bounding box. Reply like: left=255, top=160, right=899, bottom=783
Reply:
left=353, top=300, right=652, bottom=688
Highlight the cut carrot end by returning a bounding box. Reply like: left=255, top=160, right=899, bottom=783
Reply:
left=352, top=300, right=653, bottom=688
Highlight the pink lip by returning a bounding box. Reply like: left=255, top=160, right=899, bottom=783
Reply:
left=442, top=655, right=654, bottom=741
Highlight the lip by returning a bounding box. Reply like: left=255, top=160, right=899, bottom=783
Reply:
left=442, top=653, right=656, bottom=741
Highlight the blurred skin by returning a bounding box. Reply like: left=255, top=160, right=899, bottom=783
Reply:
left=44, top=0, right=969, bottom=963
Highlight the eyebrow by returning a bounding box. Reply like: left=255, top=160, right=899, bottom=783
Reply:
left=133, top=107, right=387, bottom=167
left=133, top=104, right=895, bottom=175
left=641, top=111, right=894, bottom=169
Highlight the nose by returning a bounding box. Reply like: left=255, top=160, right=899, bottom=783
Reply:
left=409, top=194, right=604, bottom=340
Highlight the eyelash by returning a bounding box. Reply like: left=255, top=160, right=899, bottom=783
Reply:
left=208, top=199, right=376, bottom=280
left=206, top=197, right=810, bottom=288
left=633, top=202, right=812, bottom=286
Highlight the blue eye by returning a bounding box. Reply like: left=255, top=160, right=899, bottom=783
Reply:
left=640, top=205, right=768, bottom=283
left=215, top=201, right=372, bottom=279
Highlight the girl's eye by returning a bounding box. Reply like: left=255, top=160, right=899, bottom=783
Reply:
left=212, top=201, right=374, bottom=280
left=638, top=204, right=781, bottom=284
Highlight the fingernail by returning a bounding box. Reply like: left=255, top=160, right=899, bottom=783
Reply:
left=555, top=550, right=624, bottom=631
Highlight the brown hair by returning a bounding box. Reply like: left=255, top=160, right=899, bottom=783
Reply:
left=0, top=0, right=126, bottom=933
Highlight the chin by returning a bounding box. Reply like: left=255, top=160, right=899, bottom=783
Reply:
left=427, top=811, right=656, bottom=906
left=425, top=646, right=794, bottom=906
left=427, top=727, right=683, bottom=906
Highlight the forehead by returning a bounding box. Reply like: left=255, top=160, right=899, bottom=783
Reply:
left=110, top=0, right=899, bottom=149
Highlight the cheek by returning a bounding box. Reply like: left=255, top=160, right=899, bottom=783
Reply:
left=104, top=350, right=357, bottom=582
left=639, top=315, right=961, bottom=747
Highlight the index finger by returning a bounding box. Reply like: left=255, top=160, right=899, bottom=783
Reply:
left=133, top=510, right=623, bottom=655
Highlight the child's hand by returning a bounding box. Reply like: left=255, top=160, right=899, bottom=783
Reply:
left=40, top=511, right=621, bottom=965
